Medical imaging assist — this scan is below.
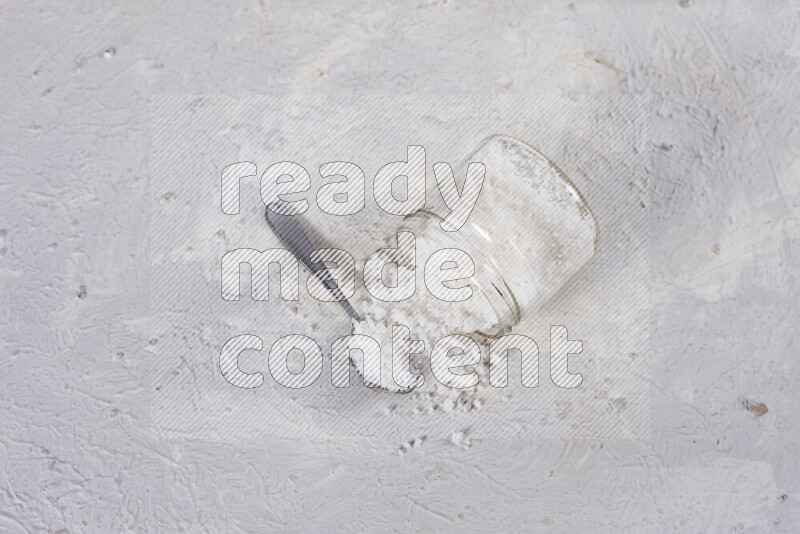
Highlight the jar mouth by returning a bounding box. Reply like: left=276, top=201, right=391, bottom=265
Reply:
left=478, top=134, right=599, bottom=253
left=399, top=211, right=521, bottom=338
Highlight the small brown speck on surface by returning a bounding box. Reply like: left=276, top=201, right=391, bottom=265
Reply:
left=742, top=399, right=768, bottom=417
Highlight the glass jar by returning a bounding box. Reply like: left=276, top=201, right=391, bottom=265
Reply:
left=399, top=134, right=598, bottom=337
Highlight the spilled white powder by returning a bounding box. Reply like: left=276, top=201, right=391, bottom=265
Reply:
left=351, top=231, right=499, bottom=409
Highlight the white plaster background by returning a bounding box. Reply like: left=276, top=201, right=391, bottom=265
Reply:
left=1, top=0, right=799, bottom=532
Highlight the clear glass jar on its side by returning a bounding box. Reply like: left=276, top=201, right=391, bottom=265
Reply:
left=401, top=134, right=599, bottom=337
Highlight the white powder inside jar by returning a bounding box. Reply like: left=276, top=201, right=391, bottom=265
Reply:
left=461, top=136, right=599, bottom=310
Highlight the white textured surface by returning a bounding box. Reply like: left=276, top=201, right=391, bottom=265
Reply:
left=2, top=1, right=799, bottom=532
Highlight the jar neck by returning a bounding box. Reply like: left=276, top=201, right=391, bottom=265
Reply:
left=399, top=210, right=521, bottom=338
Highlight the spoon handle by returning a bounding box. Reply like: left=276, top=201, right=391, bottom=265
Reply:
left=264, top=206, right=361, bottom=323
